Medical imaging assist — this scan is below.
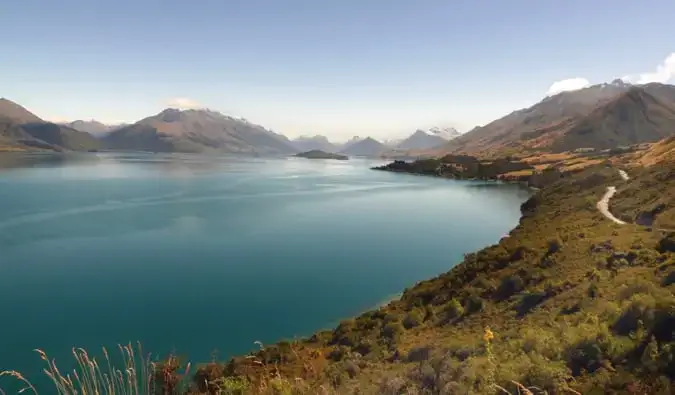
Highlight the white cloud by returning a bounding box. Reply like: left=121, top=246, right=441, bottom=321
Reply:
left=165, top=97, right=202, bottom=109
left=622, top=52, right=675, bottom=84
left=546, top=53, right=675, bottom=96
left=546, top=78, right=590, bottom=96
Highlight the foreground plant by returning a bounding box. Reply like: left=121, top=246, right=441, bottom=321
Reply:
left=0, top=342, right=190, bottom=395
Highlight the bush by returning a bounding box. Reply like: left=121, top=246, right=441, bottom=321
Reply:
left=497, top=275, right=525, bottom=300
left=516, top=292, right=548, bottom=317
left=342, top=360, right=360, bottom=379
left=381, top=322, right=404, bottom=341
left=406, top=346, right=433, bottom=362
left=403, top=308, right=424, bottom=329
left=444, top=299, right=464, bottom=321
left=328, top=346, right=350, bottom=362
left=463, top=295, right=484, bottom=314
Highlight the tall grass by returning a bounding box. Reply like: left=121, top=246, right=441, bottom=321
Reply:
left=0, top=342, right=190, bottom=395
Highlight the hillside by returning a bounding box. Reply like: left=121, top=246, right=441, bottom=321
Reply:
left=168, top=154, right=674, bottom=394
left=427, top=82, right=675, bottom=156
left=0, top=98, right=43, bottom=123
left=294, top=149, right=348, bottom=160
left=395, top=130, right=448, bottom=150
left=340, top=137, right=387, bottom=157
left=0, top=98, right=100, bottom=151
left=103, top=108, right=297, bottom=154
left=292, top=135, right=338, bottom=153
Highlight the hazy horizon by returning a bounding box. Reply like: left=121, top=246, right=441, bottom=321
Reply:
left=2, top=0, right=674, bottom=140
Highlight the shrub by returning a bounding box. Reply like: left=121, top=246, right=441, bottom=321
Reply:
left=403, top=308, right=425, bottom=329
left=497, top=275, right=525, bottom=300
left=406, top=346, right=433, bottom=363
left=444, top=299, right=464, bottom=321
left=463, top=295, right=484, bottom=315
left=515, top=292, right=548, bottom=317
left=381, top=322, right=404, bottom=341
left=342, top=360, right=360, bottom=379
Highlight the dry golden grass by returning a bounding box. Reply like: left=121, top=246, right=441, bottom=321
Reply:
left=560, top=158, right=604, bottom=171
left=0, top=145, right=27, bottom=152
left=501, top=169, right=535, bottom=177
left=0, top=343, right=175, bottom=395
left=634, top=137, right=675, bottom=166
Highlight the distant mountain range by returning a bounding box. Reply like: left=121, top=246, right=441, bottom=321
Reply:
left=340, top=137, right=388, bottom=156
left=103, top=108, right=297, bottom=155
left=291, top=135, right=338, bottom=153
left=395, top=129, right=458, bottom=150
left=4, top=81, right=675, bottom=156
left=424, top=80, right=675, bottom=156
left=63, top=120, right=126, bottom=137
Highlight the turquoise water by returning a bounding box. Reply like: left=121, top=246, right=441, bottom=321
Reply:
left=0, top=152, right=530, bottom=384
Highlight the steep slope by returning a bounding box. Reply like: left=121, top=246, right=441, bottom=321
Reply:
left=0, top=98, right=100, bottom=151
left=396, top=130, right=448, bottom=150
left=550, top=87, right=675, bottom=152
left=291, top=135, right=338, bottom=153
left=0, top=98, right=43, bottom=123
left=103, top=108, right=297, bottom=154
left=337, top=136, right=364, bottom=152
left=340, top=137, right=387, bottom=157
left=428, top=82, right=675, bottom=156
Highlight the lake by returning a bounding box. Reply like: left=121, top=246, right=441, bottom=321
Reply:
left=0, top=152, right=531, bottom=386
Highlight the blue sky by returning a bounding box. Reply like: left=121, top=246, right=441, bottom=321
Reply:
left=1, top=0, right=674, bottom=140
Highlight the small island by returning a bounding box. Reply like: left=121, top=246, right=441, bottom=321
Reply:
left=294, top=150, right=348, bottom=160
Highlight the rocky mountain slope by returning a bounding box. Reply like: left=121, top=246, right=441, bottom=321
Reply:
left=339, top=136, right=387, bottom=157
left=428, top=126, right=461, bottom=140
left=0, top=98, right=100, bottom=151
left=103, top=108, right=297, bottom=154
left=396, top=130, right=449, bottom=150
left=291, top=135, right=338, bottom=153
left=427, top=82, right=675, bottom=156
left=63, top=120, right=125, bottom=137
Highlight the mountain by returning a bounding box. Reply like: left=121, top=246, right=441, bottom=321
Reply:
left=428, top=126, right=461, bottom=140
left=427, top=81, right=675, bottom=155
left=64, top=120, right=124, bottom=137
left=103, top=108, right=297, bottom=154
left=337, top=136, right=364, bottom=151
left=340, top=136, right=387, bottom=157
left=291, top=135, right=338, bottom=153
left=0, top=98, right=100, bottom=151
left=0, top=98, right=43, bottom=123
left=396, top=130, right=449, bottom=150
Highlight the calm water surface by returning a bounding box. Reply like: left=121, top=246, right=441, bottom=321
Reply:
left=0, top=152, right=530, bottom=382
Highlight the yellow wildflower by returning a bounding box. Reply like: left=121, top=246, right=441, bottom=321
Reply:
left=484, top=327, right=494, bottom=343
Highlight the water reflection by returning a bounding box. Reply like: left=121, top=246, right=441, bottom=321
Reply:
left=0, top=152, right=98, bottom=171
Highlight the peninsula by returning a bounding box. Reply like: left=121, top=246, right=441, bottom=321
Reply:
left=294, top=149, right=348, bottom=160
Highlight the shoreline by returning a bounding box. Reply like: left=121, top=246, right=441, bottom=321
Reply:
left=371, top=165, right=539, bottom=192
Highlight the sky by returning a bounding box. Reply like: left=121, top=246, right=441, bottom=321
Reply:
left=1, top=0, right=674, bottom=141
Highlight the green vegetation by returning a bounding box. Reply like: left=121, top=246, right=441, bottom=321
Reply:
left=372, top=154, right=566, bottom=188
left=5, top=160, right=675, bottom=394
left=294, top=150, right=348, bottom=160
